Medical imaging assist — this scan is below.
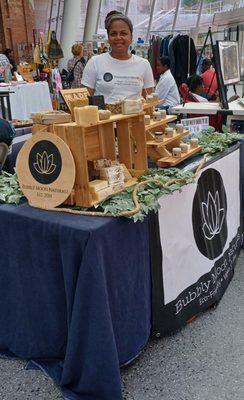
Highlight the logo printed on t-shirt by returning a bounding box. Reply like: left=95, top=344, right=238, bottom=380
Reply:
left=103, top=72, right=113, bottom=82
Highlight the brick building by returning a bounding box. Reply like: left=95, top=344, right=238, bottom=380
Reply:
left=0, top=0, right=35, bottom=62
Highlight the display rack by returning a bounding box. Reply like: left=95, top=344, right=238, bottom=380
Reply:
left=53, top=112, right=147, bottom=208
left=144, top=113, right=201, bottom=166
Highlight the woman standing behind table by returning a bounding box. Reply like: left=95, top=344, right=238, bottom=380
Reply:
left=81, top=11, right=154, bottom=103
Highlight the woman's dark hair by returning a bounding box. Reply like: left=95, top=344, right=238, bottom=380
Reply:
left=105, top=10, right=133, bottom=34
left=159, top=56, right=170, bottom=69
left=186, top=74, right=203, bottom=92
left=202, top=58, right=212, bottom=67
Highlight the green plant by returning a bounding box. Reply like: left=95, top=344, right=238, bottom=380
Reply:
left=196, top=126, right=243, bottom=155
left=0, top=171, right=24, bottom=204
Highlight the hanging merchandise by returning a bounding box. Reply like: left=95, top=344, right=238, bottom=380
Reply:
left=39, top=33, right=49, bottom=65
left=47, top=31, right=64, bottom=60
left=148, top=36, right=162, bottom=79
left=51, top=67, right=63, bottom=93
left=33, top=44, right=41, bottom=65
left=148, top=33, right=197, bottom=86
left=169, top=35, right=197, bottom=86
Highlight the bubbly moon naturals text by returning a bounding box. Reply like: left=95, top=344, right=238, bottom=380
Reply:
left=174, top=232, right=241, bottom=315
left=22, top=184, right=69, bottom=198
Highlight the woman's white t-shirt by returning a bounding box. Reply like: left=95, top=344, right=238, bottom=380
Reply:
left=81, top=53, right=155, bottom=103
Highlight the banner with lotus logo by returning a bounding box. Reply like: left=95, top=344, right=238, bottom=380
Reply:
left=150, top=145, right=241, bottom=337
left=29, top=140, right=62, bottom=185
left=16, top=132, right=75, bottom=208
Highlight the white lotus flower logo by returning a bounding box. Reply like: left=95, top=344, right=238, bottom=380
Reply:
left=201, top=191, right=225, bottom=240
left=33, top=151, right=57, bottom=175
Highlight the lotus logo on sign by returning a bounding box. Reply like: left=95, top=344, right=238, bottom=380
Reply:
left=201, top=191, right=225, bottom=241
left=192, top=168, right=228, bottom=260
left=29, top=140, right=62, bottom=185
left=33, top=151, right=57, bottom=175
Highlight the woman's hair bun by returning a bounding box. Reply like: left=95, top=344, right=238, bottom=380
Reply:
left=105, top=10, right=123, bottom=29
left=104, top=10, right=133, bottom=34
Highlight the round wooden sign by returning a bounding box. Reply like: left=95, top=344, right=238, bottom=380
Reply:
left=16, top=131, right=75, bottom=208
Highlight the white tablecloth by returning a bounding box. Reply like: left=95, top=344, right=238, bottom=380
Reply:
left=172, top=100, right=244, bottom=116
left=0, top=82, right=53, bottom=120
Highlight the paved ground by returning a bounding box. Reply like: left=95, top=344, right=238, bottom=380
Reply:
left=1, top=251, right=244, bottom=400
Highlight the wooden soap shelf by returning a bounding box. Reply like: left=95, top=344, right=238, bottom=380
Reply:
left=157, top=145, right=202, bottom=167
left=146, top=126, right=201, bottom=167
left=145, top=115, right=177, bottom=132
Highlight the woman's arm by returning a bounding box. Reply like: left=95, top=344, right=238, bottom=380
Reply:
left=142, top=62, right=155, bottom=98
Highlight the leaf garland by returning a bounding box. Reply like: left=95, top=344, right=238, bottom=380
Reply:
left=196, top=126, right=243, bottom=155
left=0, top=125, right=243, bottom=222
left=92, top=168, right=195, bottom=222
left=0, top=171, right=24, bottom=204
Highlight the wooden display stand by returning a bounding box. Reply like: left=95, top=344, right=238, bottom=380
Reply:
left=145, top=114, right=202, bottom=167
left=53, top=112, right=147, bottom=208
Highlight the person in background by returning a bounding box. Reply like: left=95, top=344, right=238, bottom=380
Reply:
left=3, top=49, right=17, bottom=75
left=67, top=43, right=85, bottom=88
left=155, top=56, right=180, bottom=110
left=186, top=75, right=209, bottom=102
left=186, top=74, right=238, bottom=103
left=0, top=53, right=11, bottom=82
left=201, top=58, right=218, bottom=98
left=81, top=10, right=154, bottom=103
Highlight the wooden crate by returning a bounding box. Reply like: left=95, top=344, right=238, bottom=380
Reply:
left=53, top=113, right=147, bottom=207
left=32, top=123, right=55, bottom=135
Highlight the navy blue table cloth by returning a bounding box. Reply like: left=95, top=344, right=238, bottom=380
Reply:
left=0, top=203, right=151, bottom=400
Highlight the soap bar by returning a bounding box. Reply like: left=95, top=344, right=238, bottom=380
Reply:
left=99, top=109, right=111, bottom=120
left=122, top=99, right=143, bottom=115
left=92, top=186, right=114, bottom=202
left=74, top=105, right=99, bottom=126
left=120, top=164, right=132, bottom=182
left=89, top=179, right=108, bottom=195
left=87, top=159, right=111, bottom=180
left=111, top=182, right=125, bottom=192
left=100, top=165, right=124, bottom=185
left=93, top=159, right=112, bottom=170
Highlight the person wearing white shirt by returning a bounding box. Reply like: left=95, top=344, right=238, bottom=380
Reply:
left=155, top=56, right=180, bottom=110
left=81, top=11, right=154, bottom=103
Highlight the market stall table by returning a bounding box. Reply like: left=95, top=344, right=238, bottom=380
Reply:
left=0, top=204, right=151, bottom=400
left=0, top=82, right=53, bottom=120
left=0, top=143, right=243, bottom=399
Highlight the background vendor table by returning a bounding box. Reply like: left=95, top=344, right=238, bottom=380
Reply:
left=172, top=100, right=244, bottom=116
left=0, top=82, right=52, bottom=120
